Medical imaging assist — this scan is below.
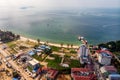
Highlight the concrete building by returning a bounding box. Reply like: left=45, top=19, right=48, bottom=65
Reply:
left=78, top=44, right=89, bottom=64
left=28, top=59, right=40, bottom=72
left=46, top=69, right=58, bottom=80
left=96, top=50, right=113, bottom=65
left=100, top=66, right=117, bottom=78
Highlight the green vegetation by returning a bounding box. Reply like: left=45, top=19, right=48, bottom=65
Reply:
left=19, top=45, right=28, bottom=50
left=69, top=59, right=81, bottom=68
left=114, top=52, right=120, bottom=56
left=32, top=54, right=43, bottom=61
left=98, top=40, right=120, bottom=52
left=46, top=54, right=62, bottom=68
left=50, top=46, right=61, bottom=52
left=0, top=30, right=20, bottom=43
left=70, top=50, right=77, bottom=53
left=46, top=58, right=71, bottom=74
left=7, top=41, right=16, bottom=48
left=27, top=66, right=33, bottom=72
left=45, top=54, right=80, bottom=74
left=32, top=53, right=48, bottom=61
left=12, top=71, right=20, bottom=78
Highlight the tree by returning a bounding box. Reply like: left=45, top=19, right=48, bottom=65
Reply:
left=98, top=43, right=107, bottom=49
left=67, top=44, right=70, bottom=48
left=71, top=44, right=73, bottom=48
left=16, top=35, right=20, bottom=39
left=12, top=72, right=19, bottom=78
left=106, top=41, right=116, bottom=52
left=60, top=43, right=63, bottom=48
left=37, top=39, right=40, bottom=44
left=116, top=40, right=120, bottom=51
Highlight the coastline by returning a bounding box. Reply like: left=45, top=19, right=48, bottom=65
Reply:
left=20, top=36, right=79, bottom=49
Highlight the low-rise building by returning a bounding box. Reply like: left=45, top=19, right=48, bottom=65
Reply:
left=100, top=66, right=118, bottom=78
left=71, top=68, right=96, bottom=80
left=46, top=69, right=59, bottom=80
left=28, top=59, right=40, bottom=72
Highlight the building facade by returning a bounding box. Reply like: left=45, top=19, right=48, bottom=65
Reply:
left=78, top=44, right=89, bottom=64
left=97, top=50, right=112, bottom=65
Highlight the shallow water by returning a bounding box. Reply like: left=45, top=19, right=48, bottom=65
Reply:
left=0, top=8, right=120, bottom=45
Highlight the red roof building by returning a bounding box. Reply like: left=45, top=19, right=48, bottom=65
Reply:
left=100, top=66, right=117, bottom=75
left=46, top=69, right=58, bottom=80
left=71, top=68, right=96, bottom=80
left=96, top=50, right=113, bottom=56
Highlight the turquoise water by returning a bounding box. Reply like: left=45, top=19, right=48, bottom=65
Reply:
left=0, top=8, right=120, bottom=45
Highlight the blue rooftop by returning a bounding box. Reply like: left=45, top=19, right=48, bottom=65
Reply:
left=101, top=52, right=111, bottom=57
left=28, top=50, right=35, bottom=56
left=13, top=78, right=19, bottom=80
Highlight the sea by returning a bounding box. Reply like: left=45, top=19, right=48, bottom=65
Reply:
left=0, top=8, right=120, bottom=45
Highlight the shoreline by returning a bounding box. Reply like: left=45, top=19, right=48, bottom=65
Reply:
left=20, top=36, right=79, bottom=49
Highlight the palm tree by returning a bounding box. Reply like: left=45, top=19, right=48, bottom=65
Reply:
left=60, top=43, right=63, bottom=48
left=71, top=44, right=73, bottom=48
left=46, top=41, right=49, bottom=45
left=67, top=43, right=70, bottom=48
left=37, top=39, right=40, bottom=44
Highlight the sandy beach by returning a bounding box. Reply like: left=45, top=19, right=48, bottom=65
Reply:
left=20, top=36, right=79, bottom=49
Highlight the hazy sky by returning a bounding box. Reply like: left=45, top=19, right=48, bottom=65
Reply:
left=0, top=0, right=120, bottom=10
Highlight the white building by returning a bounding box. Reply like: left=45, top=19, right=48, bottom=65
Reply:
left=78, top=44, right=89, bottom=64
left=97, top=50, right=112, bottom=65
left=28, top=59, right=40, bottom=72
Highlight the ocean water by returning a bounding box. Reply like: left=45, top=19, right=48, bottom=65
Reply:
left=0, top=8, right=120, bottom=45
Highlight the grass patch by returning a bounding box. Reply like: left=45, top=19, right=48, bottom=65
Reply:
left=32, top=54, right=43, bottom=61
left=45, top=54, right=81, bottom=74
left=50, top=46, right=61, bottom=52
left=32, top=53, right=48, bottom=61
left=70, top=50, right=77, bottom=53
left=69, top=59, right=81, bottom=68
left=27, top=66, right=32, bottom=72
left=6, top=41, right=16, bottom=48
left=45, top=54, right=62, bottom=69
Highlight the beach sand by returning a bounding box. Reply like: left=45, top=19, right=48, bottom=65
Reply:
left=20, top=36, right=79, bottom=49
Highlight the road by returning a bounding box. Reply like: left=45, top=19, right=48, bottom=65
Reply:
left=0, top=46, right=33, bottom=80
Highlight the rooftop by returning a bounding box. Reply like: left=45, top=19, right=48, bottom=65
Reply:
left=28, top=59, right=39, bottom=66
left=71, top=68, right=96, bottom=80
left=96, top=50, right=113, bottom=57
left=47, top=69, right=58, bottom=79
left=100, top=66, right=117, bottom=74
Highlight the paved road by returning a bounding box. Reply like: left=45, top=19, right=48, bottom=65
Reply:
left=0, top=47, right=33, bottom=80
